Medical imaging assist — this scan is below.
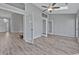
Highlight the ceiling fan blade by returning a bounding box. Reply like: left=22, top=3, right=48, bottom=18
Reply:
left=42, top=6, right=48, bottom=8
left=42, top=9, right=47, bottom=12
left=52, top=7, right=60, bottom=9
left=52, top=3, right=56, bottom=6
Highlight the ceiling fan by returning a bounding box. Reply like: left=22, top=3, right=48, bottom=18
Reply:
left=42, top=3, right=68, bottom=13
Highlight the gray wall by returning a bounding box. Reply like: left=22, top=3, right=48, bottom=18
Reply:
left=0, top=11, right=11, bottom=32
left=0, top=18, right=7, bottom=32
left=10, top=13, right=23, bottom=33
left=76, top=10, right=79, bottom=37
left=76, top=10, right=79, bottom=42
left=25, top=4, right=42, bottom=39
left=32, top=5, right=42, bottom=39
left=48, top=16, right=53, bottom=34
left=0, top=10, right=23, bottom=33
left=49, top=14, right=76, bottom=37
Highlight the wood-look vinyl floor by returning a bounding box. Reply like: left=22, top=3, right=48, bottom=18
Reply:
left=0, top=32, right=79, bottom=55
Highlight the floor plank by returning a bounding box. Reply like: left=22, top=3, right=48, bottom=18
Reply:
left=0, top=32, right=79, bottom=55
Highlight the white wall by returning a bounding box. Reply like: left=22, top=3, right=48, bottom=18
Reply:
left=49, top=14, right=76, bottom=37
left=10, top=13, right=23, bottom=33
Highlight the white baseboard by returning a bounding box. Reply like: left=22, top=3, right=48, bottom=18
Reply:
left=23, top=38, right=33, bottom=43
left=33, top=35, right=41, bottom=39
left=54, top=34, right=75, bottom=38
left=48, top=33, right=54, bottom=35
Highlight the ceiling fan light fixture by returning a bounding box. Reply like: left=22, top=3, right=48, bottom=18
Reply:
left=48, top=8, right=53, bottom=11
left=42, top=3, right=68, bottom=13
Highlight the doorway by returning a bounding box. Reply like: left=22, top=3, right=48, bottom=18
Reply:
left=0, top=18, right=9, bottom=32
left=42, top=19, right=47, bottom=37
left=48, top=21, right=52, bottom=34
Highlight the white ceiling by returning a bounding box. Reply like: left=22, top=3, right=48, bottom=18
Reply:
left=6, top=3, right=25, bottom=10
left=0, top=9, right=12, bottom=18
left=4, top=3, right=79, bottom=14
left=33, top=3, right=79, bottom=14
